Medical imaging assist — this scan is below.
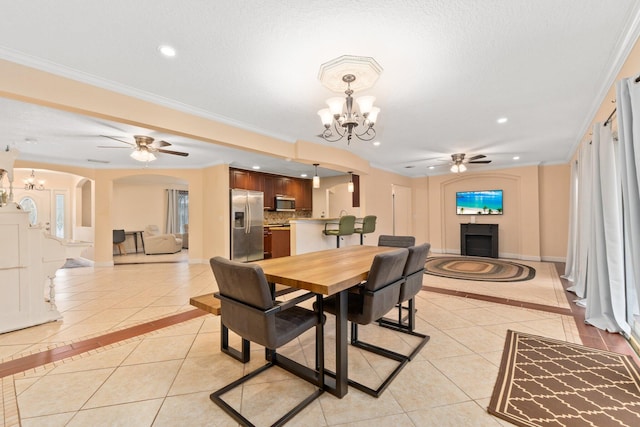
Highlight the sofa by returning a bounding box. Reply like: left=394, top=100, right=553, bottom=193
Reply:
left=143, top=225, right=183, bottom=255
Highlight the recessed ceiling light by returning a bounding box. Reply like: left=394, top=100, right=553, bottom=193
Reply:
left=513, top=156, right=520, bottom=160
left=428, top=166, right=435, bottom=170
left=497, top=117, right=508, bottom=124
left=252, top=165, right=260, bottom=170
left=158, top=45, right=177, bottom=57
left=372, top=141, right=381, bottom=146
left=300, top=173, right=308, bottom=177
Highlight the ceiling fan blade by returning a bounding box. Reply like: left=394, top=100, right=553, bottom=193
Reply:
left=469, top=160, right=492, bottom=164
left=157, top=148, right=189, bottom=157
left=468, top=154, right=486, bottom=161
left=100, top=135, right=134, bottom=146
left=151, top=140, right=172, bottom=148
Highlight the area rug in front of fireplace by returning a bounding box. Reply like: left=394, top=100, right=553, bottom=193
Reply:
left=424, top=256, right=535, bottom=282
left=488, top=330, right=640, bottom=427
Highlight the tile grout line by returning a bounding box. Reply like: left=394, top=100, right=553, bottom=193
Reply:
left=421, top=285, right=573, bottom=315
left=0, top=308, right=206, bottom=379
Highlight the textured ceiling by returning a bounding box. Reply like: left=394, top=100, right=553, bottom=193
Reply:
left=1, top=1, right=639, bottom=177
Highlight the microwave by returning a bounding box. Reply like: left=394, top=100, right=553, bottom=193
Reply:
left=275, top=196, right=295, bottom=212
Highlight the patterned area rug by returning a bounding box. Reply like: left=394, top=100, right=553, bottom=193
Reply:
left=424, top=256, right=535, bottom=282
left=488, top=330, right=640, bottom=427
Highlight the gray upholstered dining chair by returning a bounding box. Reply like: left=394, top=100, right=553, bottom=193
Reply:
left=323, top=215, right=356, bottom=247
left=378, top=243, right=431, bottom=360
left=209, top=256, right=324, bottom=426
left=354, top=215, right=377, bottom=245
left=377, top=235, right=417, bottom=326
left=112, top=229, right=126, bottom=255
left=320, top=248, right=410, bottom=397
left=377, top=234, right=415, bottom=248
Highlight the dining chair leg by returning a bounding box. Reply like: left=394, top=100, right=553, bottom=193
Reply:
left=346, top=322, right=411, bottom=397
left=220, top=324, right=250, bottom=363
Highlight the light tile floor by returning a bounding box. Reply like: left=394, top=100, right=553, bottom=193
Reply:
left=0, top=258, right=602, bottom=426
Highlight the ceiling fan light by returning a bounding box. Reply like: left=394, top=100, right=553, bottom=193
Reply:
left=458, top=164, right=467, bottom=172
left=450, top=165, right=458, bottom=173
left=130, top=150, right=157, bottom=162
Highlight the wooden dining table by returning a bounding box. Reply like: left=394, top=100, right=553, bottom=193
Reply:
left=254, top=244, right=397, bottom=398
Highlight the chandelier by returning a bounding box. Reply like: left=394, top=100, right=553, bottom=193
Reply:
left=24, top=170, right=45, bottom=191
left=317, top=55, right=382, bottom=144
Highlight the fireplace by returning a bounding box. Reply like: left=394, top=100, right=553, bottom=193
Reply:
left=460, top=223, right=498, bottom=258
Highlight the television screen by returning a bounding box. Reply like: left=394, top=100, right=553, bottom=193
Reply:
left=456, top=190, right=503, bottom=215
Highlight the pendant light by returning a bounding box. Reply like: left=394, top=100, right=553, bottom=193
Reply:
left=347, top=171, right=354, bottom=193
left=313, top=164, right=320, bottom=188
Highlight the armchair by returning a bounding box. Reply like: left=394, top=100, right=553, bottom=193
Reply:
left=143, top=225, right=183, bottom=255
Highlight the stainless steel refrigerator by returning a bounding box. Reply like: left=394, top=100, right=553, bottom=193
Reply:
left=230, top=189, right=264, bottom=262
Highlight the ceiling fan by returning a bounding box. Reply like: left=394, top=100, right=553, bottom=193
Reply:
left=449, top=153, right=491, bottom=173
left=98, top=135, right=189, bottom=162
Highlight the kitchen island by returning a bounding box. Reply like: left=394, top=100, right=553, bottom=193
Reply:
left=289, top=218, right=362, bottom=255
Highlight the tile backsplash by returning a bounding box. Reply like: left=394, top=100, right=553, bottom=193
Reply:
left=264, top=210, right=312, bottom=224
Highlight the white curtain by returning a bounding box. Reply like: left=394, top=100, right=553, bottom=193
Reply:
left=562, top=158, right=579, bottom=283
left=584, top=123, right=628, bottom=334
left=165, top=189, right=180, bottom=234
left=567, top=143, right=592, bottom=302
left=616, top=78, right=640, bottom=326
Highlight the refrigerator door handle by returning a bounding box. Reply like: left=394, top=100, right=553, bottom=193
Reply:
left=245, top=196, right=250, bottom=234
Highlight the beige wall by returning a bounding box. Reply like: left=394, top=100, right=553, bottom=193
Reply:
left=14, top=159, right=570, bottom=263
left=539, top=164, right=571, bottom=261
left=112, top=179, right=188, bottom=232
left=3, top=59, right=571, bottom=264
left=426, top=164, right=569, bottom=261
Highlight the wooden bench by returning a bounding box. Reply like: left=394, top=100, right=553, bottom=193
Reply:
left=189, top=286, right=292, bottom=316
left=189, top=294, right=221, bottom=315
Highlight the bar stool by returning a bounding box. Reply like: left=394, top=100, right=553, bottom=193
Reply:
left=323, top=215, right=356, bottom=248
left=354, top=215, right=377, bottom=245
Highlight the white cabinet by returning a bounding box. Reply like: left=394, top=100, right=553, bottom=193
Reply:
left=0, top=203, right=75, bottom=333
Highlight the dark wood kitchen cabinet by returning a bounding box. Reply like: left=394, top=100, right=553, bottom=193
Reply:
left=230, top=169, right=263, bottom=191
left=230, top=167, right=312, bottom=211
left=293, top=178, right=312, bottom=211
left=270, top=228, right=291, bottom=258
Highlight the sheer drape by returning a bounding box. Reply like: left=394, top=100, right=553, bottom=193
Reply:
left=166, top=189, right=180, bottom=234
left=562, top=159, right=579, bottom=283
left=616, top=78, right=640, bottom=327
left=584, top=123, right=628, bottom=334
left=567, top=143, right=592, bottom=302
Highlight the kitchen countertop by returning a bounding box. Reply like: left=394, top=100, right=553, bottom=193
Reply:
left=289, top=217, right=340, bottom=221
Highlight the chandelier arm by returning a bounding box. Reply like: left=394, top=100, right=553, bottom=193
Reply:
left=320, top=124, right=346, bottom=143
left=354, top=126, right=377, bottom=141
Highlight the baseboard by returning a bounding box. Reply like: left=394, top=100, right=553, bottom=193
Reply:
left=629, top=334, right=640, bottom=358
left=541, top=256, right=566, bottom=263
left=94, top=261, right=115, bottom=267
left=78, top=257, right=95, bottom=266
left=428, top=249, right=553, bottom=263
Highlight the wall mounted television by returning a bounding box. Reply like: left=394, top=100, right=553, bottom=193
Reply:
left=456, top=190, right=503, bottom=215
